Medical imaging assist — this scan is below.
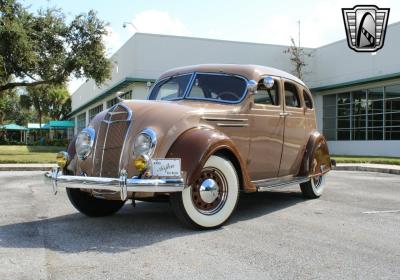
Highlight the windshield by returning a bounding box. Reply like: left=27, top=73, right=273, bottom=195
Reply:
left=148, top=74, right=192, bottom=101
left=186, top=74, right=247, bottom=103
left=148, top=73, right=248, bottom=103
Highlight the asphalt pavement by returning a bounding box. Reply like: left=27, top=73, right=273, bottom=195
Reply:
left=0, top=171, right=399, bottom=280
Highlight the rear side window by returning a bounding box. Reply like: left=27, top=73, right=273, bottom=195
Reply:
left=303, top=90, right=313, bottom=109
left=284, top=82, right=301, bottom=108
left=254, top=79, right=279, bottom=105
left=187, top=74, right=247, bottom=103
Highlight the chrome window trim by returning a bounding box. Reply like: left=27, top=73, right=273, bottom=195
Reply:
left=147, top=73, right=195, bottom=101
left=183, top=72, right=249, bottom=104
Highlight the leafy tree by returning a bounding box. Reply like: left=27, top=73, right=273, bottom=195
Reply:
left=21, top=85, right=71, bottom=129
left=0, top=0, right=112, bottom=93
left=0, top=90, right=19, bottom=124
left=47, top=86, right=71, bottom=120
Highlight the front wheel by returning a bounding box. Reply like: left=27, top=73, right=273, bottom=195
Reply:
left=170, top=155, right=239, bottom=229
left=300, top=175, right=326, bottom=199
left=66, top=188, right=126, bottom=217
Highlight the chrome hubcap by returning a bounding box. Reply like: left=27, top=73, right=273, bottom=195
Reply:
left=191, top=168, right=228, bottom=215
left=199, top=179, right=219, bottom=203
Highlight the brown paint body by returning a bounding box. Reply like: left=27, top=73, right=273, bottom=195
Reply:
left=69, top=64, right=331, bottom=194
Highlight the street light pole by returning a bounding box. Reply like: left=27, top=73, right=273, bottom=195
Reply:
left=122, top=22, right=139, bottom=32
left=298, top=20, right=300, bottom=47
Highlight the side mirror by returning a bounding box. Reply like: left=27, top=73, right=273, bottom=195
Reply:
left=263, top=76, right=274, bottom=89
left=247, top=80, right=258, bottom=92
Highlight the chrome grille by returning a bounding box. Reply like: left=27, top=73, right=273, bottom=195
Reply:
left=92, top=104, right=132, bottom=177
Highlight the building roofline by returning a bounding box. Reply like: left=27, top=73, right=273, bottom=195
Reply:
left=316, top=20, right=400, bottom=49
left=311, top=72, right=400, bottom=92
left=69, top=77, right=155, bottom=117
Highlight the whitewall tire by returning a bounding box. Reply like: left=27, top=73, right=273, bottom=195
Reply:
left=300, top=175, right=326, bottom=199
left=170, top=155, right=239, bottom=229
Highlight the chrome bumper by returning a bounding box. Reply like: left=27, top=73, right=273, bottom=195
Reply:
left=44, top=167, right=185, bottom=200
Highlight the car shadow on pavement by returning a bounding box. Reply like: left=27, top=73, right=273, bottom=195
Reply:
left=0, top=189, right=304, bottom=254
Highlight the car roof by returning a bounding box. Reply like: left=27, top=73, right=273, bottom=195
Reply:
left=159, top=64, right=306, bottom=86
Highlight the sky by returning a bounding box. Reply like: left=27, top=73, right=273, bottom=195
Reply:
left=25, top=0, right=400, bottom=93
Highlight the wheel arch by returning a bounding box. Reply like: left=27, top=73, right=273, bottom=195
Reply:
left=166, top=127, right=256, bottom=192
left=297, top=130, right=332, bottom=177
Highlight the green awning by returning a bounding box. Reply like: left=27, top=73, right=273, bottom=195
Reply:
left=0, top=123, right=27, bottom=130
left=43, top=121, right=75, bottom=129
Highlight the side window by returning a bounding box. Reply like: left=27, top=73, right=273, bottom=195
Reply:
left=284, top=82, right=301, bottom=108
left=254, top=78, right=280, bottom=105
left=303, top=90, right=314, bottom=109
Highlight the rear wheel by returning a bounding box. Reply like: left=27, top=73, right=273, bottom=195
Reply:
left=300, top=175, right=326, bottom=199
left=66, top=188, right=125, bottom=217
left=170, top=155, right=239, bottom=229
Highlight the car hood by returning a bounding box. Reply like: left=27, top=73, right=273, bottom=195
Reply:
left=84, top=99, right=243, bottom=176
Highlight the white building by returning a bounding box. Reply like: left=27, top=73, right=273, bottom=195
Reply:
left=71, top=22, right=400, bottom=157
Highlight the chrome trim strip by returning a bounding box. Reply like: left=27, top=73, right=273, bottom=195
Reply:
left=99, top=119, right=110, bottom=176
left=45, top=168, right=185, bottom=201
left=254, top=176, right=309, bottom=191
left=100, top=104, right=133, bottom=176
left=201, top=117, right=248, bottom=122
left=216, top=123, right=248, bottom=127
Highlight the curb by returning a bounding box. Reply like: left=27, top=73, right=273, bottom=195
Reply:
left=0, top=165, right=56, bottom=171
left=333, top=165, right=400, bottom=175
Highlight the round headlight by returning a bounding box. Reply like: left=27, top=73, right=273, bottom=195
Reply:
left=75, top=127, right=95, bottom=160
left=133, top=128, right=157, bottom=157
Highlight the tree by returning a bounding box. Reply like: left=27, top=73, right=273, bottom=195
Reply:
left=283, top=37, right=312, bottom=80
left=0, top=0, right=112, bottom=93
left=0, top=90, right=19, bottom=124
left=0, top=89, right=35, bottom=125
left=47, top=86, right=71, bottom=120
left=20, top=85, right=69, bottom=131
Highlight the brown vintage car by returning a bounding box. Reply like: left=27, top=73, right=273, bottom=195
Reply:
left=45, top=64, right=332, bottom=229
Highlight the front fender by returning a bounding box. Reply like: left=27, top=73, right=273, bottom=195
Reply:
left=166, top=127, right=255, bottom=192
left=298, top=131, right=332, bottom=177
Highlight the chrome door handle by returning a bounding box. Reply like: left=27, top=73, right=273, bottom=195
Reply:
left=279, top=112, right=290, bottom=117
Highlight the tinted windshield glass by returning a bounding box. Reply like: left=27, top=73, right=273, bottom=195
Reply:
left=149, top=74, right=191, bottom=101
left=187, top=74, right=247, bottom=103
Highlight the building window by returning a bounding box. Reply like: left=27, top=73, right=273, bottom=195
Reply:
left=120, top=90, right=132, bottom=99
left=77, top=113, right=86, bottom=132
left=106, top=90, right=132, bottom=108
left=89, top=104, right=103, bottom=122
left=322, top=84, right=400, bottom=141
left=385, top=84, right=400, bottom=140
left=107, top=97, right=118, bottom=108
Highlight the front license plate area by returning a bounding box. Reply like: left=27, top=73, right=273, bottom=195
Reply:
left=151, top=159, right=181, bottom=177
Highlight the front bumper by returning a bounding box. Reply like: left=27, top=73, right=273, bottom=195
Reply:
left=44, top=167, right=185, bottom=200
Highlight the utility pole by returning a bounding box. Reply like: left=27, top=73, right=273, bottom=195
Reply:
left=298, top=20, right=301, bottom=47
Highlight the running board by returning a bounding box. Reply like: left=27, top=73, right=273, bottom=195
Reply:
left=253, top=176, right=310, bottom=192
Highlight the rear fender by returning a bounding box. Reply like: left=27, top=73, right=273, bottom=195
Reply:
left=297, top=131, right=332, bottom=177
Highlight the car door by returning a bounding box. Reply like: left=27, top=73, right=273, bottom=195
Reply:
left=278, top=79, right=307, bottom=177
left=247, top=76, right=284, bottom=180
